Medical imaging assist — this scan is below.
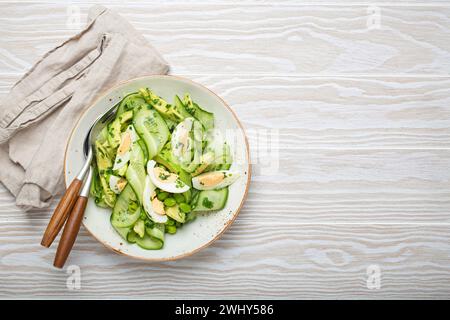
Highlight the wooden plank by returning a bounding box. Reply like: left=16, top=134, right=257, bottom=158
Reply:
left=1, top=74, right=450, bottom=149
left=1, top=148, right=450, bottom=224
left=1, top=221, right=450, bottom=298
left=1, top=4, right=450, bottom=75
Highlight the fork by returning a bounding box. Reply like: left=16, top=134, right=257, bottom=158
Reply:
left=41, top=104, right=118, bottom=267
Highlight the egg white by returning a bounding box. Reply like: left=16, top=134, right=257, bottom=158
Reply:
left=109, top=175, right=127, bottom=194
left=112, top=126, right=139, bottom=171
left=171, top=117, right=194, bottom=163
left=143, top=175, right=168, bottom=223
left=146, top=160, right=190, bottom=194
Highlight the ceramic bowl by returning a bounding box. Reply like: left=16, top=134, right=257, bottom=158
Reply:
left=64, top=75, right=250, bottom=261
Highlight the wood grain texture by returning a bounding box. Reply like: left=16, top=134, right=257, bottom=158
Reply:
left=2, top=149, right=450, bottom=225
left=1, top=1, right=450, bottom=299
left=1, top=220, right=450, bottom=299
left=2, top=74, right=450, bottom=149
left=1, top=3, right=450, bottom=75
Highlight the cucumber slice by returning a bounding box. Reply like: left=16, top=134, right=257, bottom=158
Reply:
left=193, top=188, right=229, bottom=211
left=112, top=225, right=132, bottom=241
left=116, top=93, right=145, bottom=116
left=127, top=230, right=139, bottom=243
left=134, top=226, right=164, bottom=250
left=147, top=224, right=165, bottom=242
left=137, top=139, right=148, bottom=163
left=125, top=161, right=146, bottom=205
left=133, top=106, right=169, bottom=159
left=184, top=94, right=214, bottom=131
left=135, top=234, right=163, bottom=250
left=111, top=185, right=141, bottom=227
left=129, top=141, right=145, bottom=164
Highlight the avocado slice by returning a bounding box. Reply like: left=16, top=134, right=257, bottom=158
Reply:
left=117, top=110, right=133, bottom=125
left=95, top=141, right=112, bottom=171
left=140, top=88, right=183, bottom=122
left=99, top=174, right=116, bottom=208
left=133, top=219, right=145, bottom=238
left=107, top=119, right=122, bottom=149
left=166, top=205, right=186, bottom=223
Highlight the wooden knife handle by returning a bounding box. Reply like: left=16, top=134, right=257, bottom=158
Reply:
left=53, top=195, right=88, bottom=269
left=41, top=178, right=83, bottom=248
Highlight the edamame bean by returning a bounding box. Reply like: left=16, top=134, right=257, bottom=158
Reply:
left=166, top=225, right=177, bottom=234
left=174, top=193, right=185, bottom=204
left=164, top=197, right=176, bottom=207
left=179, top=203, right=191, bottom=213
left=157, top=192, right=169, bottom=201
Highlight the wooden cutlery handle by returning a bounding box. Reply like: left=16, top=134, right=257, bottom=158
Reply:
left=41, top=178, right=83, bottom=248
left=53, top=195, right=88, bottom=269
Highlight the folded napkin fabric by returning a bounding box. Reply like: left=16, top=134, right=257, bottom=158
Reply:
left=0, top=5, right=169, bottom=210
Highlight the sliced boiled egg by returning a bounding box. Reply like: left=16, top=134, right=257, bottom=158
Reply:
left=126, top=124, right=139, bottom=142
left=146, top=160, right=190, bottom=194
left=151, top=197, right=165, bottom=216
left=171, top=117, right=194, bottom=163
left=109, top=175, right=128, bottom=194
left=112, top=126, right=139, bottom=171
left=192, top=170, right=240, bottom=190
left=143, top=175, right=168, bottom=223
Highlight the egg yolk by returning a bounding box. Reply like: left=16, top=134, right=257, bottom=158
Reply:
left=116, top=178, right=127, bottom=191
left=198, top=172, right=225, bottom=187
left=151, top=197, right=166, bottom=216
left=153, top=167, right=178, bottom=183
left=117, top=132, right=131, bottom=155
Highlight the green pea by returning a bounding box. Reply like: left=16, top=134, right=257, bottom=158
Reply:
left=166, top=225, right=177, bottom=234
left=174, top=193, right=185, bottom=204
left=179, top=203, right=191, bottom=213
left=164, top=197, right=176, bottom=207
left=166, top=218, right=175, bottom=226
left=157, top=192, right=169, bottom=201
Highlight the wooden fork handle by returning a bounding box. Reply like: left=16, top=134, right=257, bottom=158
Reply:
left=53, top=195, right=88, bottom=268
left=41, top=178, right=83, bottom=248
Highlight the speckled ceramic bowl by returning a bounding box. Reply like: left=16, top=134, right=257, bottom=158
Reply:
left=64, top=75, right=250, bottom=261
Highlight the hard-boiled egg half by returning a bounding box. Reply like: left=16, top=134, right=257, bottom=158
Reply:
left=192, top=170, right=240, bottom=190
left=143, top=175, right=167, bottom=223
left=109, top=175, right=128, bottom=194
left=147, top=160, right=190, bottom=193
left=171, top=117, right=203, bottom=173
left=112, top=125, right=139, bottom=171
left=171, top=117, right=194, bottom=163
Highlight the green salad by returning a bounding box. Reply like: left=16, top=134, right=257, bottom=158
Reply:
left=90, top=88, right=240, bottom=250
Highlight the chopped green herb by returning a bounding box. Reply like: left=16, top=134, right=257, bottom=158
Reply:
left=202, top=197, right=214, bottom=209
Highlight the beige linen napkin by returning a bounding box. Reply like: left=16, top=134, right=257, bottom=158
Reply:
left=0, top=5, right=169, bottom=210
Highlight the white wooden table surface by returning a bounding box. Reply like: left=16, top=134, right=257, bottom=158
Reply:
left=1, top=1, right=450, bottom=299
